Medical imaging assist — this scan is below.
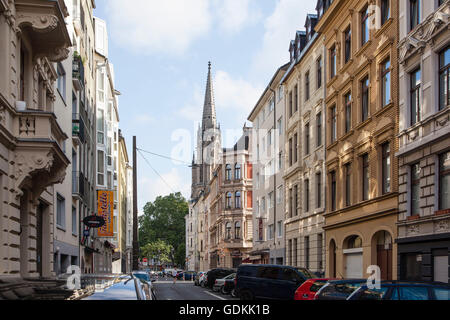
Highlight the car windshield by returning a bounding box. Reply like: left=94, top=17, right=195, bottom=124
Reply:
left=334, top=282, right=365, bottom=295
left=310, top=281, right=328, bottom=292
left=224, top=273, right=236, bottom=279
left=133, top=273, right=150, bottom=282
left=357, top=287, right=389, bottom=300
left=83, top=277, right=138, bottom=300
left=295, top=268, right=315, bottom=279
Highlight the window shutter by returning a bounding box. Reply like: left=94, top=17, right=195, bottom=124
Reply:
left=247, top=162, right=253, bottom=179
left=247, top=191, right=253, bottom=209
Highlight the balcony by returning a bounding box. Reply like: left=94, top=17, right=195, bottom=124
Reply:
left=72, top=171, right=86, bottom=200
left=72, top=54, right=84, bottom=91
left=72, top=113, right=86, bottom=145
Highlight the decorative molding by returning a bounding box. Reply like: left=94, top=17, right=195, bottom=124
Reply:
left=0, top=105, right=5, bottom=125
left=434, top=219, right=449, bottom=233
left=16, top=14, right=59, bottom=34
left=408, top=224, right=420, bottom=236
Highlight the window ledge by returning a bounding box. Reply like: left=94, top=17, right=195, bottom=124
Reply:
left=355, top=40, right=372, bottom=58
left=373, top=101, right=394, bottom=118
left=354, top=117, right=372, bottom=131
left=57, top=225, right=66, bottom=232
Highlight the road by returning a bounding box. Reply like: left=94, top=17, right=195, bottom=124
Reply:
left=153, top=277, right=239, bottom=301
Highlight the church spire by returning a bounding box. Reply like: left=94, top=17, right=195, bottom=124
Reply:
left=202, top=61, right=217, bottom=132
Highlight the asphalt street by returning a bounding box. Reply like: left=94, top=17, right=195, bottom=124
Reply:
left=153, top=277, right=239, bottom=301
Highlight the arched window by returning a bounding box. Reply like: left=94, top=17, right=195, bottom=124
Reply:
left=235, top=163, right=241, bottom=180
left=226, top=192, right=232, bottom=209
left=235, top=191, right=241, bottom=209
left=346, top=235, right=362, bottom=249
left=226, top=222, right=232, bottom=239
left=226, top=164, right=232, bottom=180
left=235, top=221, right=241, bottom=239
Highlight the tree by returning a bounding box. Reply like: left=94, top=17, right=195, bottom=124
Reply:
left=141, top=240, right=172, bottom=265
left=139, top=192, right=188, bottom=267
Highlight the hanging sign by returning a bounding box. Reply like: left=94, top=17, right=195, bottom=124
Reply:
left=97, top=190, right=114, bottom=237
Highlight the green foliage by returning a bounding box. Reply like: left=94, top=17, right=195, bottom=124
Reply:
left=139, top=192, right=188, bottom=267
left=141, top=240, right=172, bottom=264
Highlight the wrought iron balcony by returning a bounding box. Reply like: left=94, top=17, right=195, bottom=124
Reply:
left=72, top=113, right=86, bottom=144
left=72, top=54, right=84, bottom=91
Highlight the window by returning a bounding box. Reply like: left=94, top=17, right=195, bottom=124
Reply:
left=97, top=109, right=104, bottom=144
left=316, top=112, right=322, bottom=147
left=381, top=0, right=390, bottom=25
left=226, top=164, right=232, bottom=180
left=316, top=172, right=322, bottom=208
left=268, top=224, right=274, bottom=240
left=277, top=221, right=282, bottom=238
left=278, top=117, right=282, bottom=135
left=439, top=46, right=449, bottom=110
left=226, top=222, right=231, bottom=240
left=304, top=236, right=310, bottom=269
left=411, top=164, right=420, bottom=216
left=410, top=68, right=421, bottom=125
left=293, top=238, right=298, bottom=266
left=344, top=26, right=351, bottom=64
left=361, top=6, right=369, bottom=45
left=361, top=76, right=369, bottom=122
left=317, top=233, right=323, bottom=270
left=345, top=92, right=352, bottom=133
left=226, top=192, right=232, bottom=209
left=269, top=97, right=275, bottom=113
left=305, top=123, right=310, bottom=155
left=269, top=191, right=274, bottom=209
left=331, top=106, right=337, bottom=143
left=235, top=221, right=241, bottom=239
left=305, top=72, right=310, bottom=101
left=278, top=152, right=282, bottom=170
left=362, top=154, right=370, bottom=201
left=278, top=86, right=284, bottom=102
left=288, top=137, right=292, bottom=166
left=97, top=150, right=105, bottom=185
left=345, top=163, right=351, bottom=207
left=381, top=59, right=391, bottom=107
left=235, top=163, right=241, bottom=180
left=294, top=185, right=298, bottom=216
left=261, top=196, right=266, bottom=212
left=97, top=68, right=105, bottom=103
left=331, top=171, right=336, bottom=211
left=277, top=185, right=283, bottom=204
left=294, top=133, right=298, bottom=163
left=57, top=63, right=66, bottom=99
left=57, top=194, right=65, bottom=228
left=330, top=45, right=336, bottom=78
left=289, top=91, right=293, bottom=117
left=317, top=57, right=322, bottom=88
left=304, top=179, right=310, bottom=212
left=439, top=152, right=450, bottom=210
left=289, top=188, right=293, bottom=218
left=382, top=143, right=391, bottom=194
left=410, top=0, right=420, bottom=31
left=294, top=85, right=298, bottom=112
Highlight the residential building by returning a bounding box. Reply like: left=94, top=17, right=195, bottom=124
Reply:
left=315, top=0, right=399, bottom=280
left=94, top=15, right=122, bottom=273
left=396, top=0, right=449, bottom=283
left=247, top=63, right=289, bottom=265
left=117, top=130, right=130, bottom=273
left=279, top=10, right=326, bottom=275
left=0, top=0, right=71, bottom=279
left=125, top=163, right=133, bottom=273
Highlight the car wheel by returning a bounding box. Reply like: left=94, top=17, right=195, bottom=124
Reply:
left=240, top=290, right=254, bottom=300
left=231, top=289, right=237, bottom=298
left=220, top=286, right=227, bottom=295
left=200, top=281, right=205, bottom=288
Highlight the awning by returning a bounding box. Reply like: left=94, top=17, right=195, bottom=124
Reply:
left=249, top=255, right=261, bottom=261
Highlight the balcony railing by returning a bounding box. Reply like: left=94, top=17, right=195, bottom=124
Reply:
left=72, top=171, right=86, bottom=199
left=72, top=113, right=86, bottom=144
left=72, top=55, right=84, bottom=91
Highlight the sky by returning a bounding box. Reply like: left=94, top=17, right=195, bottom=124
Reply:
left=93, top=0, right=318, bottom=214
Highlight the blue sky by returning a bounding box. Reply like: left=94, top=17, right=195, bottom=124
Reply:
left=93, top=0, right=318, bottom=213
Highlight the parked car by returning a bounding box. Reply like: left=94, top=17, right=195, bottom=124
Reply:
left=314, top=279, right=367, bottom=300
left=294, top=278, right=337, bottom=300
left=83, top=276, right=153, bottom=300
left=205, top=268, right=236, bottom=289
left=132, top=271, right=157, bottom=299
left=213, top=273, right=236, bottom=293
left=224, top=274, right=237, bottom=297
left=194, top=272, right=206, bottom=286
left=347, top=281, right=450, bottom=300
left=235, top=264, right=315, bottom=300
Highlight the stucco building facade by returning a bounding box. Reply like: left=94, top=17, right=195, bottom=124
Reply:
left=316, top=0, right=399, bottom=280
left=396, top=0, right=449, bottom=283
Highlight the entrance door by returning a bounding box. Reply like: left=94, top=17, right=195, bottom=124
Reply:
left=434, top=255, right=448, bottom=283
left=345, top=253, right=363, bottom=279
left=36, top=203, right=43, bottom=277
left=377, top=244, right=393, bottom=280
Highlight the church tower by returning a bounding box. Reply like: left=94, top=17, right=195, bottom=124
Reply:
left=191, top=62, right=222, bottom=200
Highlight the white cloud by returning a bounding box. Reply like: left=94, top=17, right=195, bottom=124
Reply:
left=252, top=0, right=317, bottom=79
left=214, top=70, right=263, bottom=124
left=213, top=0, right=261, bottom=34
left=138, top=168, right=190, bottom=213
left=106, top=0, right=211, bottom=55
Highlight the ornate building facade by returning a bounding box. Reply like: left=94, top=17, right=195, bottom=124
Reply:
left=396, top=0, right=449, bottom=283
left=316, top=0, right=399, bottom=280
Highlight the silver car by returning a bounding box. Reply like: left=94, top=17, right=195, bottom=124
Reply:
left=213, top=273, right=236, bottom=293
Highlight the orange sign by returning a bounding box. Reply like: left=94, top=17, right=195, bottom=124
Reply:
left=97, top=190, right=114, bottom=237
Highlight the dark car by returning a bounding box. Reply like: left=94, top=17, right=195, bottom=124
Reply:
left=294, top=278, right=337, bottom=300
left=314, top=279, right=367, bottom=300
left=347, top=281, right=450, bottom=300
left=235, top=264, right=315, bottom=300
left=83, top=276, right=153, bottom=300
left=205, top=268, right=236, bottom=289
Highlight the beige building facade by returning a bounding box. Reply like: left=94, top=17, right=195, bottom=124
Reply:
left=316, top=0, right=399, bottom=280
left=248, top=63, right=288, bottom=265
left=396, top=0, right=449, bottom=283
left=0, top=0, right=72, bottom=279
